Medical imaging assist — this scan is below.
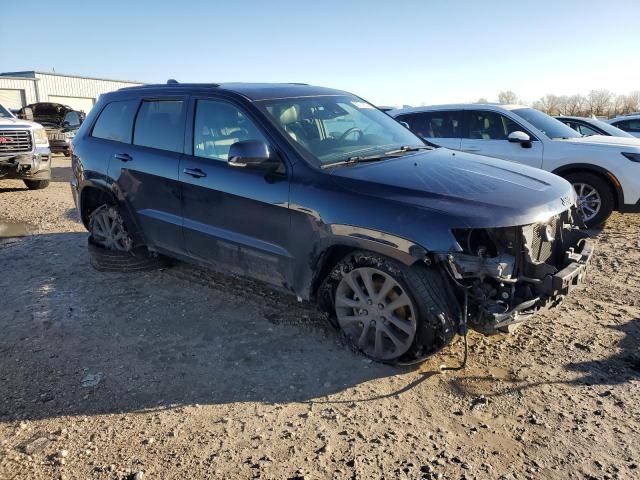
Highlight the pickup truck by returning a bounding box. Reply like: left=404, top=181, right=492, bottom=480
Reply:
left=0, top=103, right=52, bottom=189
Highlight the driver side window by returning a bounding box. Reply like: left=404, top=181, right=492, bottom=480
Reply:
left=194, top=100, right=267, bottom=161
left=466, top=111, right=524, bottom=140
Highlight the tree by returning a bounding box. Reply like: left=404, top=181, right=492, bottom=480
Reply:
left=586, top=89, right=614, bottom=117
left=618, top=91, right=640, bottom=114
left=564, top=94, right=587, bottom=116
left=475, top=97, right=489, bottom=104
left=534, top=94, right=562, bottom=115
left=498, top=90, right=519, bottom=104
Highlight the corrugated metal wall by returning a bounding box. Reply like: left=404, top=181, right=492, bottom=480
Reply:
left=0, top=77, right=38, bottom=107
left=33, top=73, right=142, bottom=105
left=0, top=71, right=143, bottom=110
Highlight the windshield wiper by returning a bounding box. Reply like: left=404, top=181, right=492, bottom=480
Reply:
left=321, top=145, right=431, bottom=168
left=383, top=145, right=432, bottom=155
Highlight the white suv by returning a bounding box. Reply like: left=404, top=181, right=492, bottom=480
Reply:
left=390, top=104, right=640, bottom=226
left=607, top=114, right=640, bottom=138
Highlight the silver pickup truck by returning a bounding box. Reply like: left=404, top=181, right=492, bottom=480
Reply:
left=0, top=103, right=52, bottom=189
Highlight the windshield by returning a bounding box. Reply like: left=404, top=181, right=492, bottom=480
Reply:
left=259, top=95, right=425, bottom=165
left=0, top=104, right=13, bottom=118
left=590, top=118, right=635, bottom=137
left=512, top=108, right=581, bottom=139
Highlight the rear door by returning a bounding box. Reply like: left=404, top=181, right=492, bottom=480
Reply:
left=179, top=96, right=292, bottom=287
left=106, top=97, right=187, bottom=254
left=460, top=110, right=544, bottom=168
left=395, top=110, right=462, bottom=149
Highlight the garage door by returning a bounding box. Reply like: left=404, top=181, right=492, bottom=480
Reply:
left=48, top=95, right=95, bottom=114
left=0, top=89, right=26, bottom=109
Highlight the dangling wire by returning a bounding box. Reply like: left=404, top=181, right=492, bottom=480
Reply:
left=440, top=287, right=469, bottom=371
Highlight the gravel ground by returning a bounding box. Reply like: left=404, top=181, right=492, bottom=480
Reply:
left=1, top=156, right=639, bottom=480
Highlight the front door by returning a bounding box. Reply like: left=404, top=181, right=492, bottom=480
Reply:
left=460, top=110, right=544, bottom=168
left=179, top=97, right=292, bottom=287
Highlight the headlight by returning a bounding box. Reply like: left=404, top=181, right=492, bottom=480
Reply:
left=622, top=152, right=640, bottom=163
left=65, top=131, right=76, bottom=139
left=33, top=128, right=49, bottom=146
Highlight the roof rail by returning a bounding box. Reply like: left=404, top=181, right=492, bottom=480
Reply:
left=118, top=82, right=220, bottom=91
left=288, top=82, right=309, bottom=85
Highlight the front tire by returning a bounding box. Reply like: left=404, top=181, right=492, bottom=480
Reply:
left=320, top=251, right=458, bottom=363
left=565, top=172, right=614, bottom=227
left=23, top=179, right=50, bottom=190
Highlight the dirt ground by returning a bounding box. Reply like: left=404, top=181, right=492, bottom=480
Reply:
left=1, top=155, right=639, bottom=480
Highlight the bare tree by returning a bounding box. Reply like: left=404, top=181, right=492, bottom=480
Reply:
left=586, top=89, right=614, bottom=117
left=498, top=90, right=519, bottom=104
left=534, top=94, right=562, bottom=115
left=618, top=91, right=640, bottom=114
left=564, top=94, right=587, bottom=116
left=475, top=97, right=489, bottom=104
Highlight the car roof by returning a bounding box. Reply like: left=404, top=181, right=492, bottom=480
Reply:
left=555, top=116, right=597, bottom=121
left=609, top=113, right=640, bottom=121
left=389, top=103, right=528, bottom=116
left=116, top=82, right=350, bottom=101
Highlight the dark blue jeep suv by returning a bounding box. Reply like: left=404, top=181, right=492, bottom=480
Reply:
left=71, top=82, right=594, bottom=363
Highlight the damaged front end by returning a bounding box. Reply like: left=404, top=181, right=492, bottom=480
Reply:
left=436, top=208, right=595, bottom=333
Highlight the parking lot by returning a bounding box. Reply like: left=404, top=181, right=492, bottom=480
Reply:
left=1, top=155, right=639, bottom=479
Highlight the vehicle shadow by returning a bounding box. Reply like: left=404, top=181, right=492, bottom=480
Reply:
left=51, top=164, right=72, bottom=182
left=0, top=231, right=407, bottom=423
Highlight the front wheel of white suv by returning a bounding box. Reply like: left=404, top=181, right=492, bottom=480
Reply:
left=565, top=172, right=615, bottom=227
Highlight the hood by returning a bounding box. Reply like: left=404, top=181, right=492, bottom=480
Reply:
left=557, top=135, right=640, bottom=148
left=329, top=148, right=575, bottom=228
left=21, top=103, right=70, bottom=126
left=0, top=117, right=40, bottom=129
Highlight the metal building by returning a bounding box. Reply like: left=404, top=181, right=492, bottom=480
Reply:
left=0, top=71, right=143, bottom=113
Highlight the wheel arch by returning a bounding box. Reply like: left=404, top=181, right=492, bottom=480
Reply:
left=552, top=163, right=623, bottom=210
left=304, top=228, right=429, bottom=301
left=78, top=182, right=144, bottom=244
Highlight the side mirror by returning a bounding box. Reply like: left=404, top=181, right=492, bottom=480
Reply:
left=228, top=140, right=279, bottom=170
left=508, top=131, right=532, bottom=148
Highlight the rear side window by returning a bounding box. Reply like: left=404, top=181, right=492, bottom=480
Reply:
left=91, top=100, right=138, bottom=143
left=133, top=100, right=185, bottom=153
left=397, top=111, right=461, bottom=138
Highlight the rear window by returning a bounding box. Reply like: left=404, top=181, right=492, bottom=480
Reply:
left=133, top=100, right=185, bottom=152
left=91, top=100, right=138, bottom=143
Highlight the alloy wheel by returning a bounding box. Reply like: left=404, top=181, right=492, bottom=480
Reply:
left=573, top=182, right=602, bottom=223
left=90, top=206, right=133, bottom=252
left=335, top=267, right=417, bottom=360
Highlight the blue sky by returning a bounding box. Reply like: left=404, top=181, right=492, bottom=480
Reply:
left=4, top=0, right=640, bottom=106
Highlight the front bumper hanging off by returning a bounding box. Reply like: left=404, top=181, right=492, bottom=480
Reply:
left=491, top=238, right=595, bottom=328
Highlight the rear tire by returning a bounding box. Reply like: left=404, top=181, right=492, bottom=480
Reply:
left=88, top=204, right=168, bottom=272
left=319, top=251, right=458, bottom=363
left=564, top=172, right=615, bottom=227
left=23, top=179, right=50, bottom=190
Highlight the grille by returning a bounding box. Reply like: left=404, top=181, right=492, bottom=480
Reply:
left=0, top=130, right=33, bottom=155
left=523, top=216, right=560, bottom=264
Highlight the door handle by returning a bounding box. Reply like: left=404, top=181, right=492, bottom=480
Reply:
left=183, top=167, right=207, bottom=178
left=113, top=153, right=133, bottom=162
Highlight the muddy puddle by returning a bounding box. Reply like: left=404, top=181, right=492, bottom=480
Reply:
left=0, top=222, right=35, bottom=243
